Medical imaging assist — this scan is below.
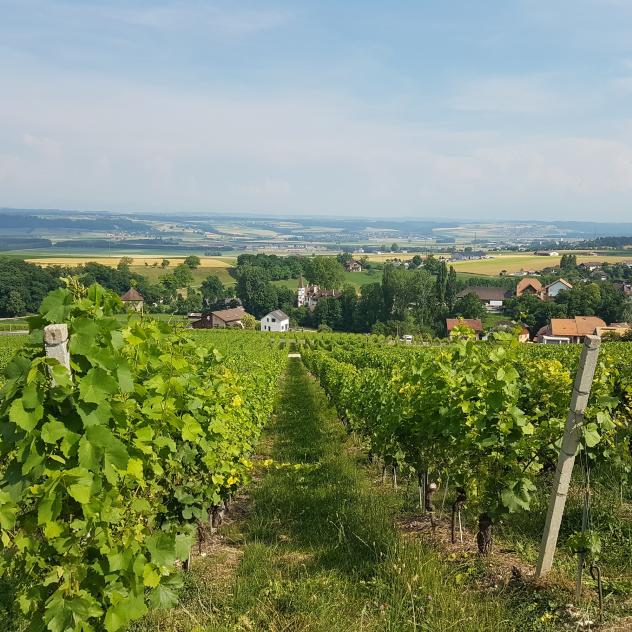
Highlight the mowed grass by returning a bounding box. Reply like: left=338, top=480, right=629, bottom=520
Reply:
left=135, top=359, right=557, bottom=632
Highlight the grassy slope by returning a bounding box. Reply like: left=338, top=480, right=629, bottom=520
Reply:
left=136, top=358, right=558, bottom=632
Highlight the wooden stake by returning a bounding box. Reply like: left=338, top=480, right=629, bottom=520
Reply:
left=536, top=335, right=601, bottom=578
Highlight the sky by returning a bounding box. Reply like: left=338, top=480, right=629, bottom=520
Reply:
left=1, top=1, right=632, bottom=221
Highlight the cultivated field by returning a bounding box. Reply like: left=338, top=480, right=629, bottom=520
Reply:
left=451, top=253, right=632, bottom=276
left=25, top=255, right=237, bottom=286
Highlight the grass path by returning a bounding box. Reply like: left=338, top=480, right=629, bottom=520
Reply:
left=136, top=358, right=539, bottom=631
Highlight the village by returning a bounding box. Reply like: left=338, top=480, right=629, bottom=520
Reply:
left=117, top=253, right=632, bottom=343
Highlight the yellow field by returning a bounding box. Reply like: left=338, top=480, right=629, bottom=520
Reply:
left=356, top=252, right=632, bottom=275
left=26, top=256, right=236, bottom=268
left=451, top=254, right=632, bottom=276
left=355, top=252, right=451, bottom=263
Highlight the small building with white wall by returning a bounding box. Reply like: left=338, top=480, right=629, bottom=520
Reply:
left=542, top=278, right=573, bottom=299
left=261, top=309, right=290, bottom=332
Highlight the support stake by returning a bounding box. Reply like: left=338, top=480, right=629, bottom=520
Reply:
left=44, top=324, right=71, bottom=383
left=535, top=335, right=600, bottom=578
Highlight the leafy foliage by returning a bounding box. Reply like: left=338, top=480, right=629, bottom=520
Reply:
left=0, top=286, right=284, bottom=631
left=300, top=332, right=631, bottom=549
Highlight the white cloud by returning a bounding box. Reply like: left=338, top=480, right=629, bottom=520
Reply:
left=1, top=64, right=632, bottom=219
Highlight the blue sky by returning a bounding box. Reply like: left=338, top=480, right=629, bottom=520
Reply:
left=1, top=1, right=632, bottom=220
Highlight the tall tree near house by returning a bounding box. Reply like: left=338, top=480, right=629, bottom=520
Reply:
left=304, top=256, right=344, bottom=290
left=200, top=275, right=225, bottom=304
left=235, top=266, right=278, bottom=318
left=452, top=293, right=485, bottom=320
left=357, top=282, right=384, bottom=331
left=445, top=265, right=458, bottom=311
left=381, top=264, right=399, bottom=320
left=172, top=264, right=194, bottom=288
left=408, top=268, right=439, bottom=328
left=315, top=296, right=342, bottom=328
left=339, top=285, right=358, bottom=331
left=435, top=261, right=448, bottom=304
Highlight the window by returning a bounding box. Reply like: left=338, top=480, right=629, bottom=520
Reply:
left=271, top=318, right=276, bottom=322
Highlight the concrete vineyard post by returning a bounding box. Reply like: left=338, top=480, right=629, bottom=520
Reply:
left=535, top=335, right=601, bottom=578
left=44, top=323, right=72, bottom=383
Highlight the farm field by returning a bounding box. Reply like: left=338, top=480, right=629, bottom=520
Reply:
left=450, top=253, right=632, bottom=276
left=24, top=255, right=237, bottom=286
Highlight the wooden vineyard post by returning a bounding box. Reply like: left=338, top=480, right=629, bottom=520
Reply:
left=535, top=335, right=601, bottom=578
left=44, top=324, right=72, bottom=382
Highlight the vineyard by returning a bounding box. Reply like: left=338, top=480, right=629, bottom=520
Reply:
left=298, top=333, right=632, bottom=617
left=1, top=294, right=632, bottom=630
left=0, top=287, right=285, bottom=631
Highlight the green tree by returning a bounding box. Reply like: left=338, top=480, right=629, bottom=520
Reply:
left=435, top=261, right=448, bottom=304
left=160, top=258, right=170, bottom=269
left=560, top=253, right=577, bottom=270
left=200, top=275, right=225, bottom=305
left=315, top=296, right=342, bottom=328
left=242, top=313, right=257, bottom=330
left=304, top=256, right=344, bottom=290
left=183, top=255, right=201, bottom=269
left=236, top=266, right=278, bottom=318
left=423, top=255, right=441, bottom=275
left=276, top=285, right=296, bottom=312
left=357, top=282, right=384, bottom=331
left=452, top=293, right=485, bottom=320
left=117, top=256, right=134, bottom=271
left=339, top=285, right=358, bottom=331
left=5, top=289, right=26, bottom=316
left=445, top=265, right=458, bottom=311
left=172, top=264, right=194, bottom=288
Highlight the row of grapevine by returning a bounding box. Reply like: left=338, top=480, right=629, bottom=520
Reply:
left=301, top=333, right=632, bottom=553
left=0, top=335, right=28, bottom=387
left=0, top=286, right=285, bottom=631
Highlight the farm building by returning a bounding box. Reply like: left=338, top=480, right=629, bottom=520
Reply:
left=261, top=310, right=290, bottom=332
left=120, top=288, right=144, bottom=312
left=191, top=307, right=248, bottom=329
left=456, top=286, right=509, bottom=312
left=446, top=318, right=483, bottom=339
left=344, top=259, right=363, bottom=272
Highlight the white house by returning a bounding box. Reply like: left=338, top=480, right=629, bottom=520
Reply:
left=261, top=309, right=290, bottom=332
left=542, top=278, right=573, bottom=299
